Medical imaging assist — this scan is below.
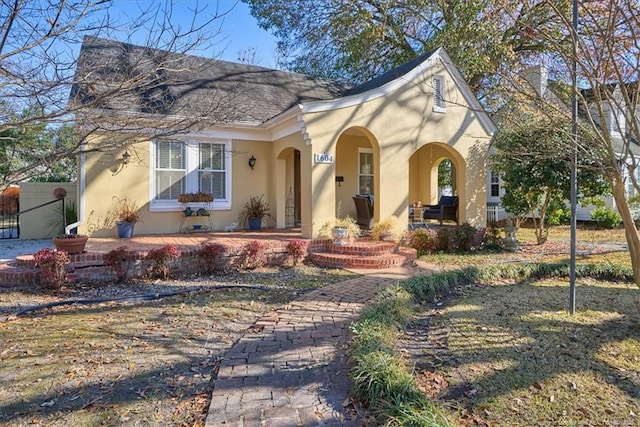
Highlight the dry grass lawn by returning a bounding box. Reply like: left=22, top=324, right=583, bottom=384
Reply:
left=0, top=267, right=354, bottom=426
left=404, top=225, right=639, bottom=426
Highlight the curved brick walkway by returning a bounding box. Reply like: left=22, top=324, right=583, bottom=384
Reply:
left=205, top=267, right=425, bottom=426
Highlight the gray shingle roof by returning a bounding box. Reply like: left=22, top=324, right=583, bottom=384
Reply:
left=344, top=50, right=435, bottom=96
left=72, top=37, right=439, bottom=125
left=72, top=36, right=351, bottom=124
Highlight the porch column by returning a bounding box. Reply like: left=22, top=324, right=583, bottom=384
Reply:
left=275, top=158, right=286, bottom=229
left=299, top=146, right=314, bottom=238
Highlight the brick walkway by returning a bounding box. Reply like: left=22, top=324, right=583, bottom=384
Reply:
left=206, top=267, right=421, bottom=426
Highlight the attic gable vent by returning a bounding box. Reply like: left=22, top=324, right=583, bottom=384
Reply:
left=433, top=76, right=446, bottom=113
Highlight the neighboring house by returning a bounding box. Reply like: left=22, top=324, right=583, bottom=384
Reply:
left=71, top=37, right=494, bottom=238
left=487, top=65, right=640, bottom=222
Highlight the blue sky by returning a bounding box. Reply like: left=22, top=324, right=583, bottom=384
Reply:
left=105, top=1, right=279, bottom=66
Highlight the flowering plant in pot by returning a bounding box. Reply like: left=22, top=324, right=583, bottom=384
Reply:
left=238, top=194, right=272, bottom=231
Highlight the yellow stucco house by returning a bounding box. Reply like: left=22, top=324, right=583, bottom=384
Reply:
left=71, top=37, right=494, bottom=239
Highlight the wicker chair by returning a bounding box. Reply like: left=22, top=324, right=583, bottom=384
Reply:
left=352, top=195, right=374, bottom=229
left=423, top=196, right=458, bottom=224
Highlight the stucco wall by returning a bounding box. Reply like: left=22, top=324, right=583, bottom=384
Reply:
left=19, top=182, right=77, bottom=239
left=80, top=137, right=276, bottom=237
left=302, top=58, right=491, bottom=235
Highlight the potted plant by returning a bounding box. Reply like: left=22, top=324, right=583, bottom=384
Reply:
left=114, top=197, right=140, bottom=238
left=52, top=233, right=89, bottom=254
left=371, top=215, right=403, bottom=242
left=332, top=217, right=360, bottom=245
left=318, top=217, right=361, bottom=245
left=316, top=200, right=361, bottom=245
left=238, top=194, right=272, bottom=231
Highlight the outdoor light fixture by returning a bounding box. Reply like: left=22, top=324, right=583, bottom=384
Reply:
left=122, top=150, right=131, bottom=165
left=248, top=155, right=256, bottom=170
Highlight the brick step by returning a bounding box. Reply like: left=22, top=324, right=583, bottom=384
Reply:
left=15, top=253, right=107, bottom=268
left=0, top=261, right=118, bottom=287
left=309, top=252, right=408, bottom=269
left=66, top=266, right=115, bottom=283
left=324, top=241, right=397, bottom=256
left=0, top=263, right=39, bottom=286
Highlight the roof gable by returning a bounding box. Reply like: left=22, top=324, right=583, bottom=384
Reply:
left=299, top=48, right=495, bottom=136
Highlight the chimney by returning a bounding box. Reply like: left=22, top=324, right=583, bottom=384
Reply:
left=522, top=64, right=548, bottom=97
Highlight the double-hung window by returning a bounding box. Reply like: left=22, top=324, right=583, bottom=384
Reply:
left=152, top=139, right=231, bottom=210
left=490, top=170, right=501, bottom=198
left=199, top=143, right=226, bottom=199
left=358, top=149, right=374, bottom=195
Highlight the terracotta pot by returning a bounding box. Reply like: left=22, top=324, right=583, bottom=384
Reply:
left=52, top=235, right=88, bottom=254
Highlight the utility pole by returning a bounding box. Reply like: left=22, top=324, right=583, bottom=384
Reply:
left=569, top=0, right=578, bottom=315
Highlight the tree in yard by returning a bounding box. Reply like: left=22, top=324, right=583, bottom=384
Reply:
left=491, top=106, right=609, bottom=244
left=0, top=107, right=77, bottom=183
left=519, top=1, right=640, bottom=284
left=0, top=0, right=234, bottom=189
left=243, top=0, right=563, bottom=95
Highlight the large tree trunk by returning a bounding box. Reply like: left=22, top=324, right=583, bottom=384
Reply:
left=610, top=177, right=640, bottom=286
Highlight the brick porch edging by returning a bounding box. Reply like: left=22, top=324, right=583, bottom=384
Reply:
left=0, top=238, right=329, bottom=286
left=0, top=237, right=416, bottom=286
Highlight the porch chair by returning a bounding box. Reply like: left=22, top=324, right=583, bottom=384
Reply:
left=352, top=195, right=374, bottom=229
left=423, top=195, right=459, bottom=224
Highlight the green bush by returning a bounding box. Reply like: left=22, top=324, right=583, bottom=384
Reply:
left=590, top=206, right=622, bottom=229
left=408, top=229, right=439, bottom=256
left=485, top=222, right=503, bottom=250
left=409, top=224, right=486, bottom=255
left=448, top=223, right=485, bottom=251
left=437, top=227, right=451, bottom=251
left=547, top=207, right=571, bottom=226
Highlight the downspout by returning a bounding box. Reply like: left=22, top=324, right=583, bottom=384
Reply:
left=65, top=146, right=85, bottom=234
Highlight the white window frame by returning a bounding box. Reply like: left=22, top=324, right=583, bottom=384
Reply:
left=150, top=139, right=232, bottom=211
left=490, top=169, right=501, bottom=198
left=433, top=75, right=446, bottom=113
left=358, top=148, right=374, bottom=195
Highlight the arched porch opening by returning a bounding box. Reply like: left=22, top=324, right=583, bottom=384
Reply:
left=409, top=143, right=466, bottom=223
left=334, top=127, right=380, bottom=223
left=275, top=147, right=301, bottom=229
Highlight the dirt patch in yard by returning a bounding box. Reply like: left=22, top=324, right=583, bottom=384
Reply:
left=0, top=266, right=355, bottom=426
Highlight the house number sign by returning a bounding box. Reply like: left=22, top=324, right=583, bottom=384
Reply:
left=314, top=153, right=333, bottom=164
